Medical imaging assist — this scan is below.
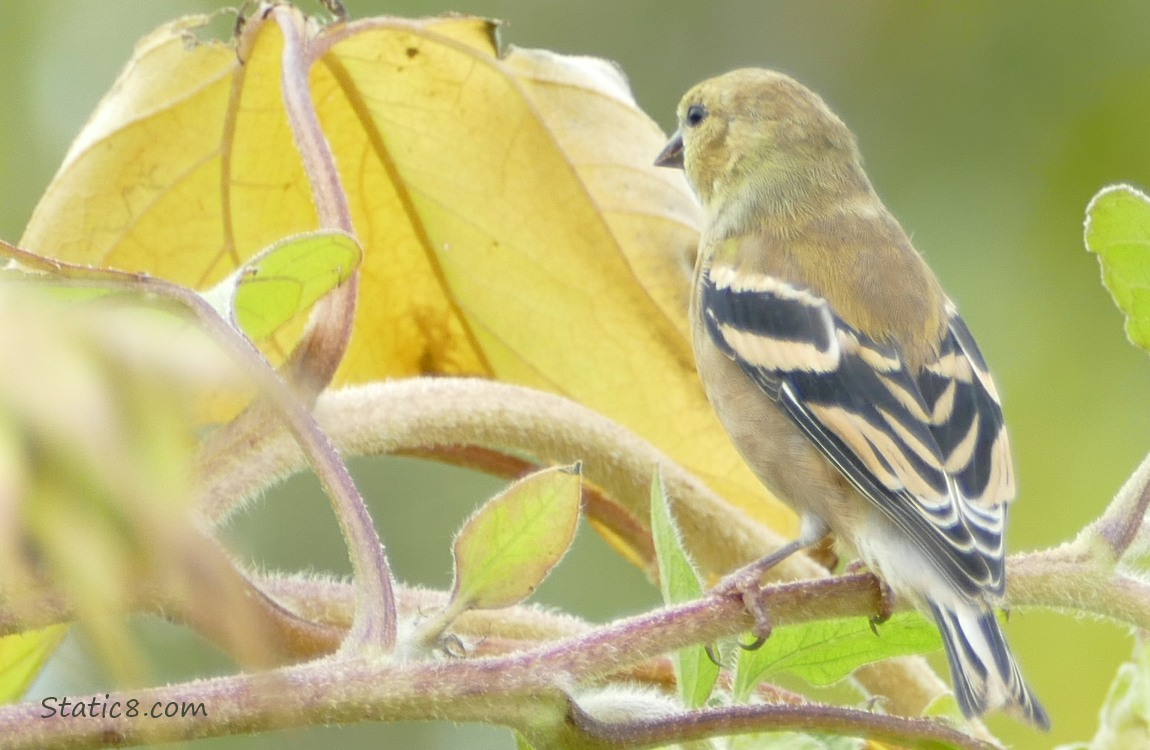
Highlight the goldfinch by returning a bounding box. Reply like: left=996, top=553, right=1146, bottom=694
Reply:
left=655, top=68, right=1048, bottom=729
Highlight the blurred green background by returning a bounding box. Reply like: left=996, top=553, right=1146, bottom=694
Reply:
left=5, top=1, right=1150, bottom=748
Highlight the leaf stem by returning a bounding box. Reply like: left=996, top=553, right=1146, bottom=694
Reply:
left=271, top=7, right=353, bottom=233
left=260, top=5, right=359, bottom=395
left=203, top=379, right=814, bottom=580
left=161, top=276, right=396, bottom=651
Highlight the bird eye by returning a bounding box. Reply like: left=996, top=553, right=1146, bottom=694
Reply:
left=685, top=104, right=707, bottom=127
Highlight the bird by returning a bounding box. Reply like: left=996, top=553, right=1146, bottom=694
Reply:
left=654, top=68, right=1048, bottom=729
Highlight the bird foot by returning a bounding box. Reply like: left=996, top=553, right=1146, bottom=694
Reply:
left=842, top=561, right=895, bottom=633
left=710, top=565, right=774, bottom=648
left=711, top=540, right=805, bottom=649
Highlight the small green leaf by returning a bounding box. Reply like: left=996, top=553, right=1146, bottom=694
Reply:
left=735, top=611, right=941, bottom=700
left=450, top=464, right=582, bottom=612
left=650, top=467, right=719, bottom=707
left=0, top=626, right=68, bottom=703
left=1084, top=184, right=1150, bottom=352
left=203, top=230, right=361, bottom=340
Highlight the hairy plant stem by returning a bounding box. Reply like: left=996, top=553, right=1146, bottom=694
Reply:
left=1082, top=450, right=1150, bottom=561
left=196, top=379, right=1150, bottom=709
left=189, top=3, right=387, bottom=650
left=202, top=379, right=814, bottom=579
left=0, top=573, right=991, bottom=750
left=563, top=695, right=999, bottom=750
left=219, top=6, right=395, bottom=650
left=268, top=5, right=360, bottom=394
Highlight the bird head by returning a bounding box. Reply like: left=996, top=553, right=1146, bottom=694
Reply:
left=656, top=68, right=860, bottom=218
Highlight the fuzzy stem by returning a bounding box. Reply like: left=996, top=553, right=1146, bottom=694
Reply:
left=1080, top=450, right=1150, bottom=561
left=564, top=695, right=998, bottom=750
left=268, top=5, right=360, bottom=395
left=0, top=573, right=975, bottom=750
left=201, top=379, right=816, bottom=582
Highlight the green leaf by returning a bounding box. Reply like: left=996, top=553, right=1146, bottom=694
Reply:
left=1084, top=184, right=1150, bottom=352
left=0, top=626, right=69, bottom=703
left=202, top=230, right=361, bottom=340
left=734, top=611, right=941, bottom=700
left=650, top=467, right=719, bottom=707
left=450, top=464, right=582, bottom=612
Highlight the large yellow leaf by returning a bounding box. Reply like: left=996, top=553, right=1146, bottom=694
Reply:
left=21, top=8, right=794, bottom=547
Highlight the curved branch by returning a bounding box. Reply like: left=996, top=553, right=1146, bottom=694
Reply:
left=1080, top=451, right=1150, bottom=561
left=565, top=693, right=999, bottom=750
left=199, top=379, right=816, bottom=581
left=269, top=5, right=360, bottom=395
left=1009, top=546, right=1150, bottom=629
left=0, top=573, right=965, bottom=750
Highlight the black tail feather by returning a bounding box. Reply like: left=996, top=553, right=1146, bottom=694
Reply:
left=929, top=601, right=1050, bottom=731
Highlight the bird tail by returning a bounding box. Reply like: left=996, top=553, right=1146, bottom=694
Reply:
left=928, top=600, right=1050, bottom=730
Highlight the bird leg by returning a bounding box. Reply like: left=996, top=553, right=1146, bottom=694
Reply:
left=711, top=517, right=832, bottom=648
left=712, top=538, right=808, bottom=648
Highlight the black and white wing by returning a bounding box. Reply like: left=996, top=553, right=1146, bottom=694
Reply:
left=701, top=265, right=1013, bottom=597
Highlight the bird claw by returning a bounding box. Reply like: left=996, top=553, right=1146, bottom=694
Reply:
left=710, top=539, right=809, bottom=649
left=710, top=566, right=774, bottom=649
left=868, top=574, right=895, bottom=634
left=741, top=583, right=773, bottom=647
left=841, top=560, right=894, bottom=633
left=704, top=643, right=723, bottom=666
left=715, top=539, right=804, bottom=594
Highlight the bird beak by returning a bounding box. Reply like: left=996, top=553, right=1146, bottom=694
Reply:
left=654, top=130, right=684, bottom=169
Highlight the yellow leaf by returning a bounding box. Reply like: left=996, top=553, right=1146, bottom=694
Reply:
left=319, top=15, right=795, bottom=536
left=21, top=8, right=796, bottom=567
